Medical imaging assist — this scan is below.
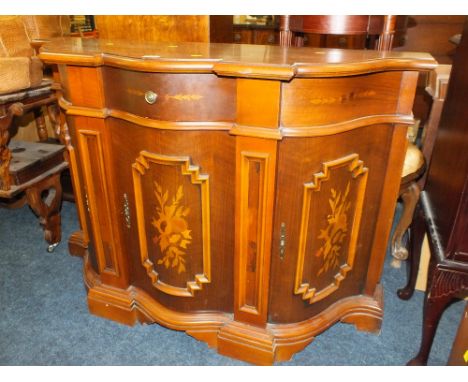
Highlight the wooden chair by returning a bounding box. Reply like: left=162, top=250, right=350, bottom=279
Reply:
left=391, top=66, right=450, bottom=265
left=279, top=15, right=433, bottom=268
left=279, top=15, right=399, bottom=50
left=395, top=27, right=467, bottom=365
left=0, top=16, right=69, bottom=252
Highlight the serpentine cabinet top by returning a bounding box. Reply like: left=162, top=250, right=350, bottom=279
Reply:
left=39, top=38, right=437, bottom=79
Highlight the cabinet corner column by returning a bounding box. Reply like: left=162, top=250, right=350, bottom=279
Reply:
left=219, top=78, right=280, bottom=365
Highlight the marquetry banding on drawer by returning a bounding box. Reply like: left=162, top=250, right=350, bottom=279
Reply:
left=103, top=68, right=236, bottom=122
left=281, top=71, right=404, bottom=127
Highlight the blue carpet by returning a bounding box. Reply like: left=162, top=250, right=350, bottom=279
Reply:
left=0, top=201, right=464, bottom=365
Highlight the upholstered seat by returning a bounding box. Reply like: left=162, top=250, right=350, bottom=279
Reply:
left=0, top=16, right=43, bottom=93
left=402, top=143, right=425, bottom=179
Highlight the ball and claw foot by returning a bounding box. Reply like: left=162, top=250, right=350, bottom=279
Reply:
left=47, top=242, right=59, bottom=253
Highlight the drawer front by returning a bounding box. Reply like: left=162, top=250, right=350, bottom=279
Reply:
left=281, top=71, right=404, bottom=127
left=103, top=67, right=236, bottom=122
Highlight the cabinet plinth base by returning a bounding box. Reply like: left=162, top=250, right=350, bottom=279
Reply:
left=68, top=230, right=87, bottom=257
left=82, top=253, right=383, bottom=365
left=340, top=284, right=384, bottom=334
left=218, top=321, right=278, bottom=365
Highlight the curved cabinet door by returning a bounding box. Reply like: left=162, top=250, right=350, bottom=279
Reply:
left=268, top=123, right=400, bottom=324
left=108, top=117, right=236, bottom=314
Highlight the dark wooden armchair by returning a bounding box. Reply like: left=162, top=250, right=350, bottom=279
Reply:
left=0, top=16, right=69, bottom=252
left=397, top=23, right=468, bottom=366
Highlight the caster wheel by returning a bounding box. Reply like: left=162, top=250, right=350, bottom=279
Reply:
left=47, top=242, right=59, bottom=253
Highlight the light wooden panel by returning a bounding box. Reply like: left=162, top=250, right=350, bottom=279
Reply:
left=234, top=137, right=277, bottom=326
left=94, top=16, right=210, bottom=43
left=237, top=79, right=280, bottom=128
left=77, top=128, right=120, bottom=277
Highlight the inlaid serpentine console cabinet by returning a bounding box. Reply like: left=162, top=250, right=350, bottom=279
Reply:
left=39, top=38, right=436, bottom=365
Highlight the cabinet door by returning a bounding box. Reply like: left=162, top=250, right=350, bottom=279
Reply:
left=268, top=124, right=399, bottom=323
left=109, top=118, right=236, bottom=313
left=73, top=116, right=129, bottom=288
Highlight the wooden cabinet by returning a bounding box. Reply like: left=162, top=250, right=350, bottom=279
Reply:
left=40, top=39, right=436, bottom=365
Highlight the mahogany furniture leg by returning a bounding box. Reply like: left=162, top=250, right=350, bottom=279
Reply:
left=34, top=107, right=49, bottom=142
left=392, top=181, right=421, bottom=266
left=47, top=103, right=61, bottom=139
left=407, top=270, right=458, bottom=365
left=25, top=172, right=63, bottom=252
left=397, top=201, right=425, bottom=300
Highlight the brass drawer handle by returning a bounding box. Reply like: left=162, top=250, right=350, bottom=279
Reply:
left=145, top=90, right=158, bottom=104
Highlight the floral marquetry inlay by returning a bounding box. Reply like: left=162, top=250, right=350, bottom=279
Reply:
left=294, top=154, right=368, bottom=304
left=166, top=94, right=204, bottom=101
left=152, top=181, right=192, bottom=274
left=316, top=182, right=351, bottom=277
left=132, top=151, right=211, bottom=297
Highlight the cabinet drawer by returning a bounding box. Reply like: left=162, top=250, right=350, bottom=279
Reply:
left=281, top=71, right=404, bottom=127
left=103, top=67, right=236, bottom=122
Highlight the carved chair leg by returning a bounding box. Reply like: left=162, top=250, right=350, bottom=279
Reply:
left=46, top=102, right=61, bottom=140
left=0, top=103, right=24, bottom=191
left=407, top=268, right=457, bottom=365
left=397, top=201, right=425, bottom=300
left=34, top=107, right=49, bottom=142
left=392, top=181, right=421, bottom=267
left=0, top=138, right=12, bottom=191
left=25, top=172, right=63, bottom=252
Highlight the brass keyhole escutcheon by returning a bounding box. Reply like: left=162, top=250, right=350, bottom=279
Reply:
left=123, top=193, right=131, bottom=228
left=280, top=222, right=286, bottom=261
left=145, top=90, right=158, bottom=104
